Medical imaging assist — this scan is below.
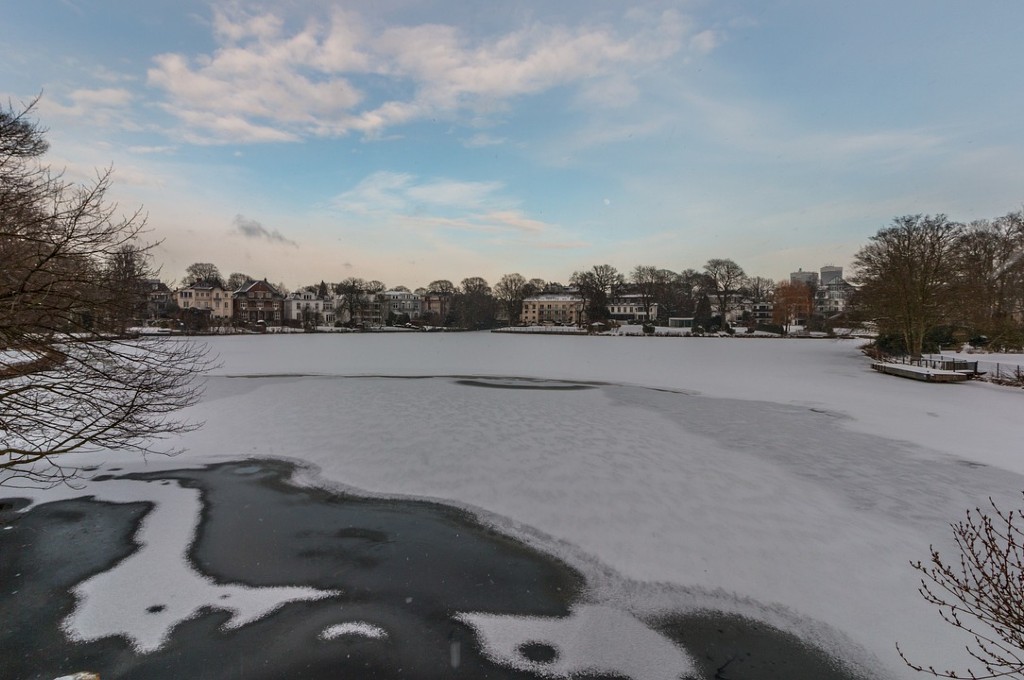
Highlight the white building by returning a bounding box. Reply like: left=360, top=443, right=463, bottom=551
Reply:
left=814, top=266, right=855, bottom=317
left=521, top=294, right=584, bottom=325
left=788, top=265, right=856, bottom=319
left=607, top=294, right=658, bottom=322
left=283, top=290, right=336, bottom=326
left=175, top=281, right=232, bottom=319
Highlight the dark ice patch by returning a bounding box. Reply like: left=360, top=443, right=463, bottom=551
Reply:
left=456, top=378, right=596, bottom=391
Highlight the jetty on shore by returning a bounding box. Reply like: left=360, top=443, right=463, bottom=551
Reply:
left=870, top=355, right=981, bottom=383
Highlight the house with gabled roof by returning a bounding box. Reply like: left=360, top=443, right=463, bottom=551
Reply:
left=232, top=279, right=284, bottom=328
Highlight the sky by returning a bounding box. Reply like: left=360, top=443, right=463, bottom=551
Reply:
left=3, top=0, right=1023, bottom=290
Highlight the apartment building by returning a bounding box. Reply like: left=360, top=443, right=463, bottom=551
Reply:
left=521, top=294, right=584, bottom=325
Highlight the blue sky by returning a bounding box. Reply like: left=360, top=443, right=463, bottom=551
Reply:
left=3, top=0, right=1022, bottom=289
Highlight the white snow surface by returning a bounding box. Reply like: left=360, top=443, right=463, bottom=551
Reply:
left=927, top=350, right=1024, bottom=377
left=13, top=333, right=1024, bottom=679
left=319, top=622, right=388, bottom=640
left=0, top=348, right=42, bottom=367
left=458, top=604, right=695, bottom=680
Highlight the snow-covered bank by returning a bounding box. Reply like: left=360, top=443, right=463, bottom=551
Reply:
left=927, top=350, right=1024, bottom=384
left=9, top=333, right=1024, bottom=679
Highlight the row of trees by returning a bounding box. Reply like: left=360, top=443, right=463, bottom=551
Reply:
left=172, top=263, right=760, bottom=331
left=335, top=261, right=759, bottom=330
left=852, top=212, right=1024, bottom=355
left=180, top=262, right=268, bottom=293
left=197, top=261, right=767, bottom=331
left=176, top=216, right=1024, bottom=354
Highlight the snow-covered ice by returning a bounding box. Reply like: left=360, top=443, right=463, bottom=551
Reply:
left=458, top=604, right=695, bottom=679
left=11, top=333, right=1024, bottom=679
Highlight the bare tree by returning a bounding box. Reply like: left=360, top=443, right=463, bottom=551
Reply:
left=631, top=265, right=675, bottom=323
left=570, top=270, right=602, bottom=322
left=703, top=258, right=746, bottom=328
left=103, top=244, right=151, bottom=335
left=494, top=272, right=528, bottom=325
left=853, top=215, right=964, bottom=356
left=571, top=264, right=624, bottom=323
left=1, top=100, right=210, bottom=486
left=661, top=268, right=710, bottom=320
left=454, top=276, right=495, bottom=329
left=591, top=264, right=625, bottom=299
left=226, top=272, right=252, bottom=291
left=957, top=214, right=1024, bottom=349
left=427, top=279, right=456, bottom=295
left=335, top=277, right=367, bottom=325
left=425, top=279, right=457, bottom=325
left=744, top=276, right=775, bottom=303
left=182, top=262, right=223, bottom=287
left=899, top=495, right=1024, bottom=679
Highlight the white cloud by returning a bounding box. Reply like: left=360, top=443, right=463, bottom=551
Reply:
left=88, top=65, right=137, bottom=84
left=128, top=145, right=177, bottom=155
left=689, top=30, right=719, bottom=55
left=577, top=74, right=641, bottom=109
left=809, top=130, right=943, bottom=159
left=144, top=6, right=709, bottom=144
left=170, top=107, right=300, bottom=144
left=462, top=132, right=506, bottom=148
left=331, top=171, right=565, bottom=241
left=677, top=88, right=947, bottom=167
left=334, top=172, right=505, bottom=215
left=406, top=179, right=504, bottom=209
left=37, top=87, right=136, bottom=129
left=332, top=171, right=415, bottom=214
left=212, top=9, right=285, bottom=44
left=481, top=210, right=548, bottom=233
left=490, top=236, right=590, bottom=251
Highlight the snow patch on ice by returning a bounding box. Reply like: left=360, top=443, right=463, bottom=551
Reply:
left=319, top=622, right=388, bottom=640
left=61, top=479, right=338, bottom=653
left=457, top=604, right=694, bottom=680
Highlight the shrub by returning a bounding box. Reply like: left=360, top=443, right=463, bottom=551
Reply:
left=899, top=495, right=1024, bottom=679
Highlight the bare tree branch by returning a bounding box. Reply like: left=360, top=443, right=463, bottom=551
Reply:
left=1, top=100, right=211, bottom=487
left=899, top=495, right=1024, bottom=679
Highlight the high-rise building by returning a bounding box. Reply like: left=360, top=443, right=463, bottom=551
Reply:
left=820, top=266, right=843, bottom=285
left=790, top=269, right=819, bottom=287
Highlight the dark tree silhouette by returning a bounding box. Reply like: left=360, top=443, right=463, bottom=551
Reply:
left=1, top=99, right=210, bottom=486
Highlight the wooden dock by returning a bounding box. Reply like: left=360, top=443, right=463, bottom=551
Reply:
left=871, top=361, right=970, bottom=383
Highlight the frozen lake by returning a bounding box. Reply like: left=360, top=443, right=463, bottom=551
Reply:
left=6, top=333, right=1024, bottom=679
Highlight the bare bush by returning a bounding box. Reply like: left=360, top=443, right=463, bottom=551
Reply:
left=899, top=495, right=1024, bottom=679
